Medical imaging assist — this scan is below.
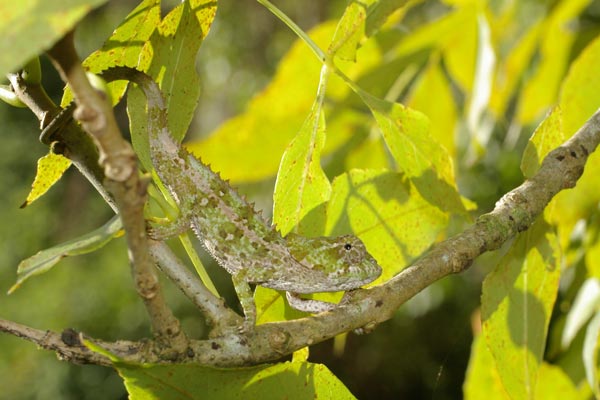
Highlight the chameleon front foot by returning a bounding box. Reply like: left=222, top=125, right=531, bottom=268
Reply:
left=147, top=216, right=190, bottom=241
left=286, top=292, right=337, bottom=313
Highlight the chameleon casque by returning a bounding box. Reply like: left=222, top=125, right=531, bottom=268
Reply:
left=102, top=67, right=382, bottom=328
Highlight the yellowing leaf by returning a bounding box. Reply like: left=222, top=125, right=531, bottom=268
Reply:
left=586, top=230, right=600, bottom=279
left=549, top=34, right=600, bottom=245
left=358, top=91, right=465, bottom=214
left=520, top=106, right=564, bottom=179
left=442, top=5, right=478, bottom=92
left=517, top=0, right=592, bottom=124
left=255, top=286, right=302, bottom=325
left=21, top=152, right=71, bottom=208
left=329, top=0, right=415, bottom=61
left=463, top=335, right=509, bottom=400
left=273, top=102, right=331, bottom=236
left=118, top=361, right=356, bottom=399
left=560, top=34, right=600, bottom=138
left=62, top=0, right=161, bottom=106
left=481, top=218, right=561, bottom=400
left=188, top=24, right=328, bottom=183
left=189, top=20, right=385, bottom=184
left=345, top=135, right=389, bottom=171
left=535, top=362, right=587, bottom=400
left=365, top=0, right=417, bottom=37
left=489, top=21, right=543, bottom=117
left=325, top=169, right=448, bottom=280
left=408, top=60, right=458, bottom=157
left=387, top=4, right=479, bottom=95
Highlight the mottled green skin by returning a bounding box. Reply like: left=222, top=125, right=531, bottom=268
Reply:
left=118, top=68, right=381, bottom=323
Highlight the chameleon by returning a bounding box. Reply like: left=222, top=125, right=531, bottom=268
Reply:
left=101, top=67, right=382, bottom=329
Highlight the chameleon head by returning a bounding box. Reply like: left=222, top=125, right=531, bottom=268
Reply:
left=286, top=233, right=382, bottom=291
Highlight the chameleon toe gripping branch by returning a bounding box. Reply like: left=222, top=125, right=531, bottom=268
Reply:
left=103, top=67, right=382, bottom=330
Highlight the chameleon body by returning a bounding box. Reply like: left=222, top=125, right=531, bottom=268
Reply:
left=104, top=67, right=382, bottom=327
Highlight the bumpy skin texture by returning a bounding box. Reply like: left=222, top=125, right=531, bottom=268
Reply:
left=108, top=67, right=382, bottom=326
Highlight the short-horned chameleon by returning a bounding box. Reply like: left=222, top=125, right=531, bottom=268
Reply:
left=103, top=67, right=382, bottom=329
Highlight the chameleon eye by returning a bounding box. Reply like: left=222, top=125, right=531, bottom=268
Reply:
left=344, top=243, right=352, bottom=250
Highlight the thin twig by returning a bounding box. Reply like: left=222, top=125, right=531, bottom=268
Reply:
left=0, top=318, right=139, bottom=366
left=6, top=66, right=114, bottom=210
left=148, top=240, right=243, bottom=336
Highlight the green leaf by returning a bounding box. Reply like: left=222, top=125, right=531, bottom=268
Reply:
left=481, top=218, right=561, bottom=400
left=463, top=335, right=509, bottom=400
left=273, top=103, right=330, bottom=236
left=520, top=106, right=564, bottom=179
left=118, top=361, right=356, bottom=399
left=8, top=216, right=123, bottom=294
left=358, top=91, right=465, bottom=214
left=129, top=0, right=217, bottom=171
left=21, top=152, right=72, bottom=208
left=325, top=169, right=448, bottom=280
left=329, top=1, right=374, bottom=61
left=0, top=0, right=108, bottom=77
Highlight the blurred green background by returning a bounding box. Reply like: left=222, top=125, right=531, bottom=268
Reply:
left=3, top=0, right=598, bottom=398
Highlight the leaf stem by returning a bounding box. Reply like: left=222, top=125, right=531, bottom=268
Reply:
left=256, top=0, right=327, bottom=63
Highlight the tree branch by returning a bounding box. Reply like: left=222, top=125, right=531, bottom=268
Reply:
left=45, top=32, right=188, bottom=352
left=6, top=62, right=115, bottom=210
left=148, top=240, right=243, bottom=336
left=3, top=101, right=597, bottom=366
left=0, top=318, right=139, bottom=367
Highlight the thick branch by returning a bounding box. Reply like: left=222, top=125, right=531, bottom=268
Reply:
left=46, top=32, right=187, bottom=351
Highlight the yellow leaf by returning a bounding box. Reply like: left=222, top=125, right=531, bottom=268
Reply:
left=21, top=152, right=71, bottom=208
